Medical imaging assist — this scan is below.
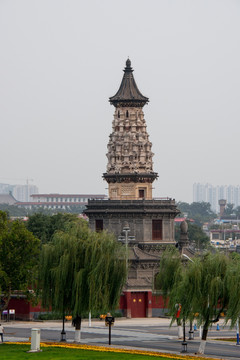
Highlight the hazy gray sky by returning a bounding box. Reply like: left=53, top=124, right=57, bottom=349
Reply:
left=1, top=0, right=239, bottom=203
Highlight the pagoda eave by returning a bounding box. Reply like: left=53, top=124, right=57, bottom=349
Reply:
left=103, top=172, right=158, bottom=184
left=109, top=100, right=148, bottom=108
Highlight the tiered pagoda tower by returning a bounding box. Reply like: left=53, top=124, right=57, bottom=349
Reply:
left=85, top=59, right=179, bottom=318
left=104, top=59, right=158, bottom=201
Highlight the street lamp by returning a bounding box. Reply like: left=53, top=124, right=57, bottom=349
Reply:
left=122, top=222, right=130, bottom=271
left=181, top=254, right=195, bottom=348
left=60, top=312, right=66, bottom=342
left=118, top=222, right=135, bottom=271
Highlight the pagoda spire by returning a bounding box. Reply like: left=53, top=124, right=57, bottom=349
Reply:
left=109, top=59, right=149, bottom=108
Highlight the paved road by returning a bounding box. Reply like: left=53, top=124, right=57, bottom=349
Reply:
left=2, top=318, right=240, bottom=359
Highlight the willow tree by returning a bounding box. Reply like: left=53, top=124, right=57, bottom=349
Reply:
left=225, top=253, right=240, bottom=327
left=156, top=247, right=231, bottom=354
left=39, top=219, right=127, bottom=342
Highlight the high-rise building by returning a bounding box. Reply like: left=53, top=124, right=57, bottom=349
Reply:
left=0, top=183, right=39, bottom=202
left=193, top=183, right=240, bottom=212
left=12, top=184, right=39, bottom=202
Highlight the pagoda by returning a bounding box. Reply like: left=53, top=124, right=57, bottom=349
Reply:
left=104, top=58, right=158, bottom=201
left=85, top=59, right=179, bottom=318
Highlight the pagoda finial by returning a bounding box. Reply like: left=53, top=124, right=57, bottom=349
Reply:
left=126, top=58, right=131, bottom=68
left=124, top=58, right=133, bottom=73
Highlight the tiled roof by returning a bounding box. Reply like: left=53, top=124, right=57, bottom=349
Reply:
left=109, top=59, right=149, bottom=107
left=127, top=278, right=152, bottom=287
left=129, top=245, right=161, bottom=261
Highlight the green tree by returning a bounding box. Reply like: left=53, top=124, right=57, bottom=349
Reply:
left=233, top=206, right=240, bottom=218
left=0, top=204, right=28, bottom=217
left=27, top=213, right=79, bottom=243
left=177, top=202, right=216, bottom=226
left=39, top=219, right=127, bottom=342
left=225, top=253, right=240, bottom=326
left=224, top=203, right=235, bottom=216
left=156, top=248, right=231, bottom=354
left=0, top=211, right=40, bottom=311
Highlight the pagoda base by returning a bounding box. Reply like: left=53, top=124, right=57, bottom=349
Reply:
left=85, top=199, right=179, bottom=317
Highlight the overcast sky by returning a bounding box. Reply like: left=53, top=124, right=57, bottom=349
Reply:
left=0, top=0, right=239, bottom=203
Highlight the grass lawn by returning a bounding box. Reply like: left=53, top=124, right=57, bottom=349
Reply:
left=0, top=343, right=193, bottom=360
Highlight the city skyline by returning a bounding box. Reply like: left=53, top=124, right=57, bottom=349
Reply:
left=1, top=1, right=240, bottom=204
left=193, top=183, right=240, bottom=212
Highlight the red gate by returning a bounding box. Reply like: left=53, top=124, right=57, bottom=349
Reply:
left=131, top=292, right=146, bottom=318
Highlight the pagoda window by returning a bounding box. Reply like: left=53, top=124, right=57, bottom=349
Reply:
left=126, top=110, right=129, bottom=118
left=152, top=220, right=162, bottom=240
left=139, top=189, right=145, bottom=198
left=95, top=219, right=103, bottom=232
left=118, top=111, right=120, bottom=118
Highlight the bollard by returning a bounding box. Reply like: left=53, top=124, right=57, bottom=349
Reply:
left=28, top=329, right=41, bottom=352
left=237, top=318, right=240, bottom=345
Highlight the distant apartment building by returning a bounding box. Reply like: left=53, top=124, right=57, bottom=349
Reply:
left=16, top=193, right=107, bottom=210
left=0, top=183, right=39, bottom=202
left=193, top=183, right=240, bottom=212
left=13, top=185, right=39, bottom=202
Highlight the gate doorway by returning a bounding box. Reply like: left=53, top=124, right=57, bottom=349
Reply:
left=131, top=292, right=146, bottom=318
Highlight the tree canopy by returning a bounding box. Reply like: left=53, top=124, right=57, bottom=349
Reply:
left=177, top=202, right=216, bottom=226
left=155, top=247, right=240, bottom=354
left=0, top=204, right=87, bottom=217
left=39, top=219, right=127, bottom=341
left=26, top=213, right=79, bottom=243
left=223, top=203, right=235, bottom=216
left=0, top=211, right=40, bottom=310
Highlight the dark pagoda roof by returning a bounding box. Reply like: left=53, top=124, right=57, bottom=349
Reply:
left=109, top=59, right=149, bottom=107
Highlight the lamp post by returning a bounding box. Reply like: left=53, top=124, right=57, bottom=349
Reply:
left=181, top=317, right=187, bottom=353
left=60, top=312, right=66, bottom=342
left=118, top=222, right=135, bottom=272
left=122, top=222, right=130, bottom=271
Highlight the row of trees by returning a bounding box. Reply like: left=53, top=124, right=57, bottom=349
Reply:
left=177, top=201, right=216, bottom=226
left=156, top=247, right=240, bottom=354
left=0, top=204, right=86, bottom=217
left=177, top=201, right=240, bottom=223
left=0, top=211, right=127, bottom=341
